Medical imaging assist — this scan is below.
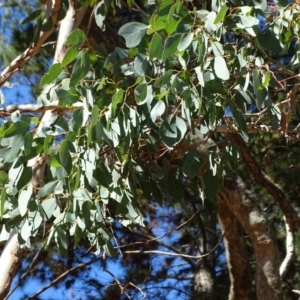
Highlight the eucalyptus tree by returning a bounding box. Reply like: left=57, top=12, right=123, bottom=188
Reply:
left=0, top=0, right=300, bottom=299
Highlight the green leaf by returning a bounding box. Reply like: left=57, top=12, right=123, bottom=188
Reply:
left=41, top=17, right=53, bottom=32
left=214, top=4, right=228, bottom=24
left=38, top=181, right=58, bottom=198
left=183, top=149, right=202, bottom=179
left=112, top=89, right=124, bottom=118
left=201, top=170, right=219, bottom=200
left=17, top=167, right=32, bottom=190
left=39, top=198, right=56, bottom=220
left=197, top=32, right=208, bottom=64
left=178, top=33, right=194, bottom=51
left=260, top=71, right=271, bottom=89
left=149, top=33, right=164, bottom=60
left=253, top=69, right=269, bottom=109
left=70, top=50, right=90, bottom=87
left=44, top=135, right=54, bottom=155
left=0, top=172, right=8, bottom=185
left=56, top=227, right=68, bottom=257
left=24, top=132, right=33, bottom=156
left=91, top=105, right=99, bottom=126
left=55, top=115, right=69, bottom=132
left=40, top=63, right=62, bottom=87
left=134, top=83, right=153, bottom=105
left=33, top=17, right=42, bottom=45
left=71, top=109, right=83, bottom=132
left=151, top=100, right=166, bottom=122
left=165, top=4, right=189, bottom=35
left=163, top=34, right=182, bottom=61
left=21, top=9, right=42, bottom=25
left=0, top=189, right=6, bottom=219
left=104, top=240, right=118, bottom=257
left=134, top=54, right=148, bottom=76
left=213, top=57, right=230, bottom=80
left=232, top=106, right=248, bottom=142
left=65, top=29, right=87, bottom=46
left=212, top=42, right=224, bottom=56
left=61, top=45, right=79, bottom=67
left=18, top=184, right=33, bottom=217
left=118, top=22, right=148, bottom=48
left=148, top=0, right=173, bottom=33
left=256, top=31, right=283, bottom=52
left=50, top=155, right=62, bottom=168
left=154, top=70, right=173, bottom=87
left=159, top=116, right=187, bottom=149
left=194, top=66, right=205, bottom=87
left=60, top=140, right=71, bottom=168
left=56, top=88, right=79, bottom=106
left=4, top=121, right=30, bottom=138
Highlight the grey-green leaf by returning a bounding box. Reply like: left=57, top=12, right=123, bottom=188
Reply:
left=213, top=56, right=230, bottom=80
left=118, top=22, right=149, bottom=48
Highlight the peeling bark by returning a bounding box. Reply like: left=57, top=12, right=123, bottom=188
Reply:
left=219, top=177, right=282, bottom=300
left=0, top=229, right=25, bottom=299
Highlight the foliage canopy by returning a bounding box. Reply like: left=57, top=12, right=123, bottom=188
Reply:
left=1, top=0, right=300, bottom=298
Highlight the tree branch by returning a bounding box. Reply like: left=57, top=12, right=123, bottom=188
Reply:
left=227, top=133, right=300, bottom=228
left=26, top=255, right=103, bottom=300
left=0, top=103, right=82, bottom=117
left=0, top=0, right=62, bottom=87
left=219, top=176, right=282, bottom=300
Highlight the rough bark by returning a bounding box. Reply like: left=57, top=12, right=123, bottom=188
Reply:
left=217, top=191, right=251, bottom=300
left=219, top=177, right=282, bottom=300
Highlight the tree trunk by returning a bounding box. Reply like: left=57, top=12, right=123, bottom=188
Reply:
left=218, top=177, right=282, bottom=300
left=0, top=229, right=24, bottom=299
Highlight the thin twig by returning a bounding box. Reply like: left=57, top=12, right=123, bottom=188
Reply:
left=5, top=246, right=45, bottom=300
left=122, top=220, right=231, bottom=259
left=26, top=255, right=103, bottom=300
left=117, top=211, right=200, bottom=249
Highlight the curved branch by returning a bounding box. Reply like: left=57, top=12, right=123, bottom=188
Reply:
left=227, top=133, right=297, bottom=280
left=280, top=217, right=294, bottom=278
left=227, top=133, right=300, bottom=228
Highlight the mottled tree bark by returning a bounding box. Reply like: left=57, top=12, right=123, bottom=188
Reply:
left=217, top=189, right=251, bottom=300
left=218, top=177, right=282, bottom=300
